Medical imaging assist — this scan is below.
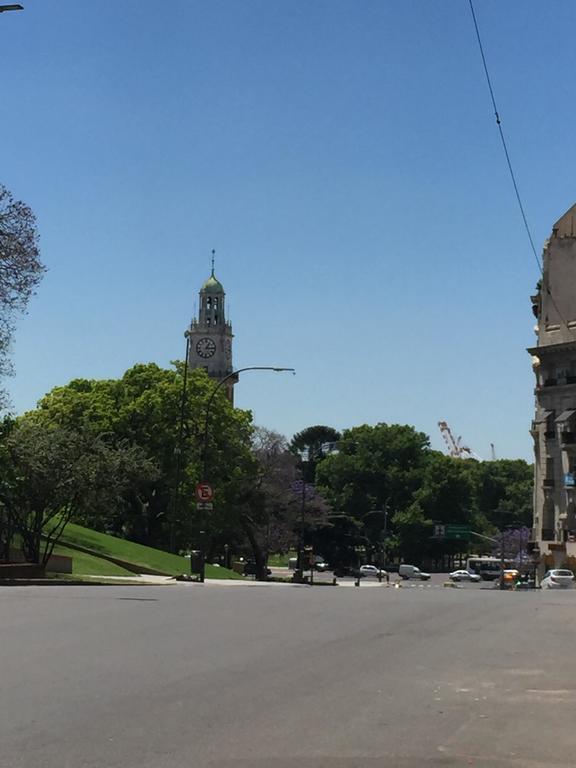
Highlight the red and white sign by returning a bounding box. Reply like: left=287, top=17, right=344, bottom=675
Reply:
left=195, top=482, right=214, bottom=502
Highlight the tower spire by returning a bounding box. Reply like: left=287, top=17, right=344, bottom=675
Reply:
left=211, top=249, right=215, bottom=277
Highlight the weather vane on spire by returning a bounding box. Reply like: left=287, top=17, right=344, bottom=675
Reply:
left=211, top=249, right=215, bottom=276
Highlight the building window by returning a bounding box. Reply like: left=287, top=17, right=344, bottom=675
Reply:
left=213, top=297, right=219, bottom=310
left=545, top=411, right=556, bottom=438
left=542, top=498, right=555, bottom=538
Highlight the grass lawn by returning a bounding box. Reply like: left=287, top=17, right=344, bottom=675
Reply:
left=57, top=522, right=243, bottom=579
left=52, top=544, right=134, bottom=576
left=268, top=551, right=296, bottom=567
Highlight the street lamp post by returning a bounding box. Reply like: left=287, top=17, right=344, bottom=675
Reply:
left=171, top=331, right=191, bottom=553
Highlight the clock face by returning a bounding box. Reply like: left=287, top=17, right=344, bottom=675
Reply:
left=196, top=337, right=216, bottom=359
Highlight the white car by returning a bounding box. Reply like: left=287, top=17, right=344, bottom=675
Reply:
left=359, top=565, right=387, bottom=578
left=541, top=569, right=575, bottom=589
left=449, top=569, right=481, bottom=583
left=398, top=564, right=431, bottom=580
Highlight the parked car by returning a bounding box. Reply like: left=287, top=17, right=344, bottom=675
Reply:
left=541, top=569, right=575, bottom=589
left=333, top=566, right=355, bottom=578
left=398, top=564, right=431, bottom=580
left=359, top=564, right=387, bottom=578
left=449, top=569, right=481, bottom=583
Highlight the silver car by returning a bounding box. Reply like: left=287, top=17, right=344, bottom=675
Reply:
left=541, top=569, right=575, bottom=589
left=359, top=565, right=387, bottom=578
left=449, top=569, right=481, bottom=583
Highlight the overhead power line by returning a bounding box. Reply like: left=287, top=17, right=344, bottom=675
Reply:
left=467, top=0, right=576, bottom=337
left=467, top=0, right=542, bottom=275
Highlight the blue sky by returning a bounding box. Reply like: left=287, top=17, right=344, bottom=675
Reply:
left=2, top=0, right=575, bottom=461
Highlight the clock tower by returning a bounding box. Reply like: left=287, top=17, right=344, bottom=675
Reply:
left=188, top=258, right=237, bottom=402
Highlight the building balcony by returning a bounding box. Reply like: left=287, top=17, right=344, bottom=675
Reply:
left=560, top=432, right=576, bottom=445
left=541, top=528, right=556, bottom=541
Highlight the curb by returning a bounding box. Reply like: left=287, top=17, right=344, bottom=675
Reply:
left=0, top=579, right=172, bottom=587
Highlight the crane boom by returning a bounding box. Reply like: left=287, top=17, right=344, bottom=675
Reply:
left=438, top=420, right=482, bottom=460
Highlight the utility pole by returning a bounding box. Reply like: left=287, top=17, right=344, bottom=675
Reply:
left=298, top=474, right=305, bottom=575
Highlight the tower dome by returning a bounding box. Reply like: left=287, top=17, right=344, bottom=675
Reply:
left=201, top=272, right=224, bottom=294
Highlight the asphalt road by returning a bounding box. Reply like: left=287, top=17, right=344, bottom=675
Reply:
left=1, top=583, right=575, bottom=768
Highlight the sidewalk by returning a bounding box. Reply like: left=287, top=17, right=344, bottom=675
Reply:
left=81, top=574, right=175, bottom=585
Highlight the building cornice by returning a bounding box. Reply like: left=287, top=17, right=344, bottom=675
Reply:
left=527, top=340, right=576, bottom=357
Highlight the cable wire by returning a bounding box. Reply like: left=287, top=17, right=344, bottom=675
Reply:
left=468, top=0, right=542, bottom=275
left=468, top=0, right=576, bottom=337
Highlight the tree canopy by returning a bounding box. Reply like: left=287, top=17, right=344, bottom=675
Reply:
left=314, top=423, right=533, bottom=568
left=27, top=363, right=256, bottom=553
left=0, top=419, right=156, bottom=565
left=0, top=183, right=45, bottom=402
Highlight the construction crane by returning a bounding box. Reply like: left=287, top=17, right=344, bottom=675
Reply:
left=438, top=420, right=482, bottom=460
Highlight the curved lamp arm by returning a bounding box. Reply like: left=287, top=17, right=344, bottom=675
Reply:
left=202, top=367, right=295, bottom=481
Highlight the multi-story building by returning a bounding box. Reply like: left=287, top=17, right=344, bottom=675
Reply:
left=187, top=261, right=237, bottom=402
left=530, top=203, right=576, bottom=569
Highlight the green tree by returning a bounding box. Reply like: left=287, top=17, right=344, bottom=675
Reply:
left=0, top=183, right=45, bottom=403
left=315, top=423, right=430, bottom=566
left=316, top=423, right=430, bottom=520
left=27, top=364, right=256, bottom=554
left=289, top=424, right=341, bottom=482
left=0, top=420, right=157, bottom=565
left=391, top=503, right=432, bottom=563
left=473, top=459, right=533, bottom=530
left=405, top=453, right=491, bottom=565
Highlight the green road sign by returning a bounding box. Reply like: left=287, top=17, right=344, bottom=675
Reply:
left=445, top=524, right=470, bottom=539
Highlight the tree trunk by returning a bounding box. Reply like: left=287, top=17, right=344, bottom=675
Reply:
left=240, top=515, right=268, bottom=581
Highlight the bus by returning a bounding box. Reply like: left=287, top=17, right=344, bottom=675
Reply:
left=465, top=556, right=512, bottom=581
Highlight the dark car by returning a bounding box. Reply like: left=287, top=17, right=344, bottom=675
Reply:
left=333, top=566, right=360, bottom=578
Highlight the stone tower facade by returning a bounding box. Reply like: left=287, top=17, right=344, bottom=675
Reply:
left=188, top=265, right=237, bottom=402
left=529, top=203, right=576, bottom=569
